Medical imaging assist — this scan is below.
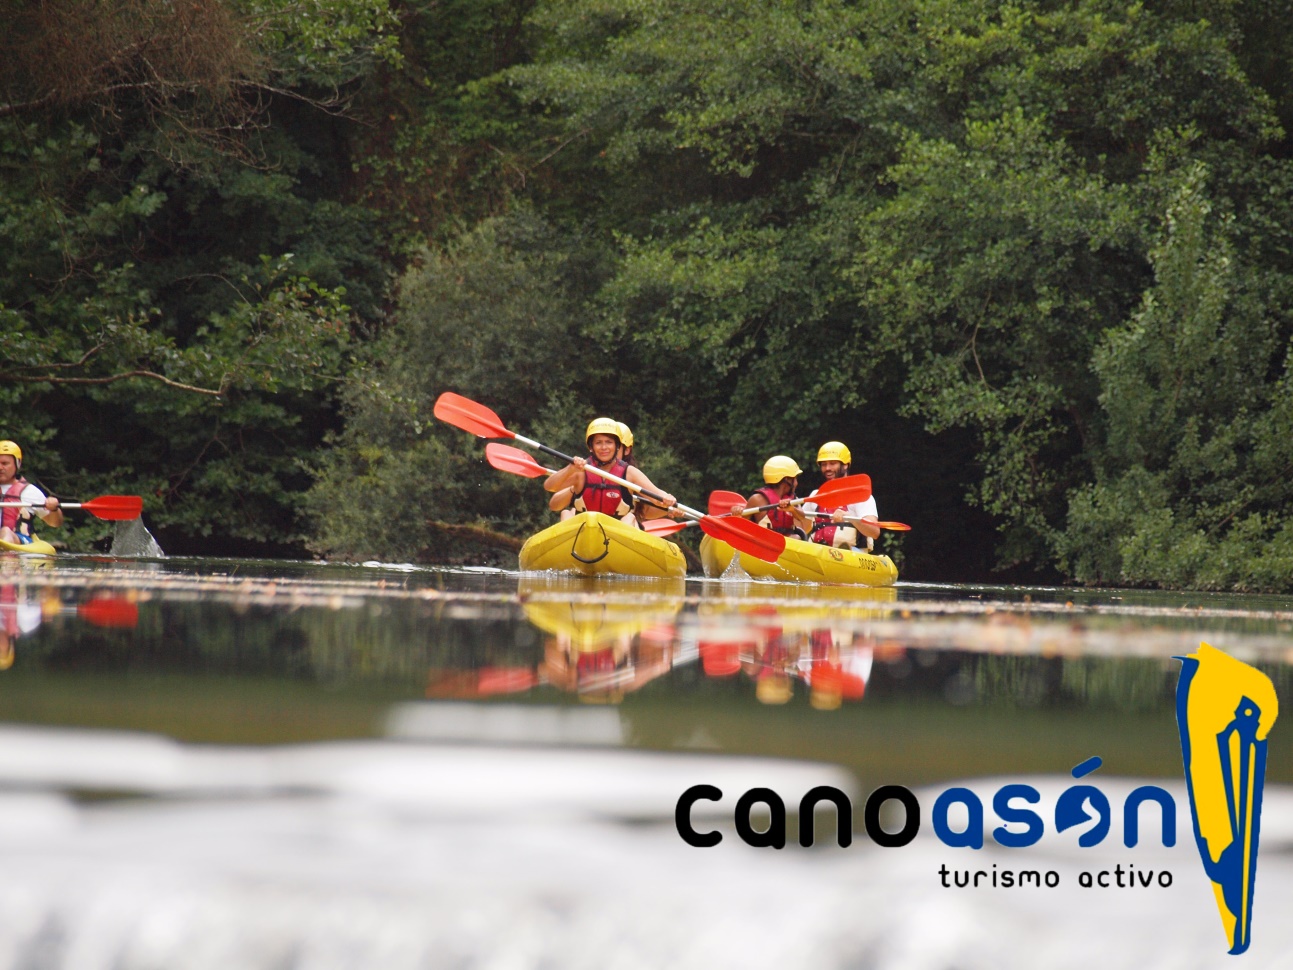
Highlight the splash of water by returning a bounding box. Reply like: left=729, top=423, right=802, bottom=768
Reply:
left=110, top=517, right=165, bottom=557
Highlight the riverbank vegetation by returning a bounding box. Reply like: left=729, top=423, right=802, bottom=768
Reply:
left=6, top=0, right=1293, bottom=590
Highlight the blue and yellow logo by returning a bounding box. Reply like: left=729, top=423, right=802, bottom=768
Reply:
left=1175, top=644, right=1279, bottom=955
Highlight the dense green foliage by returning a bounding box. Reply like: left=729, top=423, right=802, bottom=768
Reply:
left=7, top=0, right=1293, bottom=589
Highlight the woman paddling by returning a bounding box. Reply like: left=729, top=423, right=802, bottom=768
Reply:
left=544, top=418, right=675, bottom=529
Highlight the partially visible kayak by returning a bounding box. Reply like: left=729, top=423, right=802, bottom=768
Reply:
left=519, top=511, right=687, bottom=578
left=700, top=533, right=898, bottom=586
left=0, top=536, right=56, bottom=557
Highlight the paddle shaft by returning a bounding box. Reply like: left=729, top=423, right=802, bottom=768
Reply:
left=2, top=502, right=84, bottom=509
left=742, top=485, right=871, bottom=516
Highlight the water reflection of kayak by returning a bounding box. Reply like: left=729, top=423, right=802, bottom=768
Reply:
left=0, top=536, right=56, bottom=556
left=698, top=580, right=897, bottom=631
left=699, top=533, right=898, bottom=586
left=518, top=574, right=685, bottom=648
left=519, top=512, right=687, bottom=578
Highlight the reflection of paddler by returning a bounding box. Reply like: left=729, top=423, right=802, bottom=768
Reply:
left=0, top=583, right=44, bottom=670
left=542, top=627, right=677, bottom=702
left=803, top=629, right=873, bottom=710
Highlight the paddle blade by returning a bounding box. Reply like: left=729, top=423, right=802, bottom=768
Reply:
left=872, top=520, right=912, bottom=532
left=707, top=490, right=748, bottom=516
left=816, top=473, right=871, bottom=503
left=698, top=514, right=786, bottom=563
left=433, top=392, right=515, bottom=439
left=641, top=518, right=691, bottom=537
left=81, top=495, right=143, bottom=521
left=77, top=598, right=139, bottom=628
left=807, top=484, right=873, bottom=507
left=485, top=443, right=549, bottom=479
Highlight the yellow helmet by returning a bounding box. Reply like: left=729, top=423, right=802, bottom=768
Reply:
left=585, top=417, right=621, bottom=448
left=816, top=441, right=851, bottom=464
left=616, top=422, right=634, bottom=449
left=0, top=440, right=21, bottom=468
left=755, top=673, right=793, bottom=705
left=762, top=455, right=803, bottom=484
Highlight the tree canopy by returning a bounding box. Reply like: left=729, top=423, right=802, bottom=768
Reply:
left=8, top=0, right=1293, bottom=589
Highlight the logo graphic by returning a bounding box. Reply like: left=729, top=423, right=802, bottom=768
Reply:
left=1175, top=644, right=1279, bottom=955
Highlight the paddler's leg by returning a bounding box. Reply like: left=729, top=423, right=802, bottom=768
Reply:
left=832, top=526, right=858, bottom=549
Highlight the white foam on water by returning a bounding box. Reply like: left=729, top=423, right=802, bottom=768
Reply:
left=0, top=725, right=1290, bottom=969
left=110, top=518, right=165, bottom=558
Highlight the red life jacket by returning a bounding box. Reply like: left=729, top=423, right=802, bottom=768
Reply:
left=574, top=458, right=631, bottom=517
left=1, top=479, right=29, bottom=533
left=754, top=485, right=799, bottom=535
left=809, top=491, right=847, bottom=546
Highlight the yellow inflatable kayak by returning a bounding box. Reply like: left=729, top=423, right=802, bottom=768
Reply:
left=700, top=533, right=898, bottom=586
left=0, top=536, right=56, bottom=556
left=519, top=511, right=688, bottom=578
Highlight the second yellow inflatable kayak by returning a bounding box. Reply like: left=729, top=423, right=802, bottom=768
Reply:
left=700, top=533, right=897, bottom=586
left=519, top=511, right=687, bottom=578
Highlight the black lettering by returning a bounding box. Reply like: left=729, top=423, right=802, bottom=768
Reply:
left=1158, top=871, right=1173, bottom=888
left=939, top=864, right=951, bottom=887
left=1097, top=870, right=1109, bottom=887
left=676, top=785, right=723, bottom=847
left=1045, top=870, right=1060, bottom=887
left=736, top=787, right=786, bottom=849
left=799, top=786, right=853, bottom=848
left=864, top=785, right=920, bottom=847
left=1079, top=871, right=1093, bottom=888
left=1018, top=870, right=1040, bottom=887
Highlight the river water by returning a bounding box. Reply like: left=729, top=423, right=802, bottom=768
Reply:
left=0, top=553, right=1290, bottom=969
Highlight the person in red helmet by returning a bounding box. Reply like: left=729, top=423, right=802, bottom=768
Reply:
left=0, top=441, right=62, bottom=547
left=544, top=418, right=675, bottom=529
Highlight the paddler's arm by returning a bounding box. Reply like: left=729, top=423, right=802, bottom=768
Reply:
left=543, top=457, right=586, bottom=494
left=41, top=497, right=63, bottom=529
left=838, top=500, right=880, bottom=541
left=548, top=487, right=573, bottom=512
left=855, top=517, right=880, bottom=541
left=625, top=466, right=674, bottom=510
left=28, top=488, right=63, bottom=528
left=788, top=505, right=813, bottom=533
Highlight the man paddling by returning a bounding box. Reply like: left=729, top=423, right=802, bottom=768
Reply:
left=735, top=456, right=812, bottom=539
left=0, top=441, right=62, bottom=547
left=801, top=441, right=880, bottom=551
left=544, top=418, right=675, bottom=529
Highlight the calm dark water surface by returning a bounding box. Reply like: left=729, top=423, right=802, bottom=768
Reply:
left=3, top=553, right=1293, bottom=970
left=2, top=555, right=1290, bottom=786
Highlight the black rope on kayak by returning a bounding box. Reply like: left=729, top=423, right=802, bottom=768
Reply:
left=569, top=520, right=611, bottom=565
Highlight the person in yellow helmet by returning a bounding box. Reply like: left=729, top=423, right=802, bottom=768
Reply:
left=800, top=441, right=880, bottom=550
left=616, top=422, right=634, bottom=465
left=0, top=441, right=62, bottom=547
left=732, top=456, right=811, bottom=538
left=544, top=418, right=675, bottom=528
